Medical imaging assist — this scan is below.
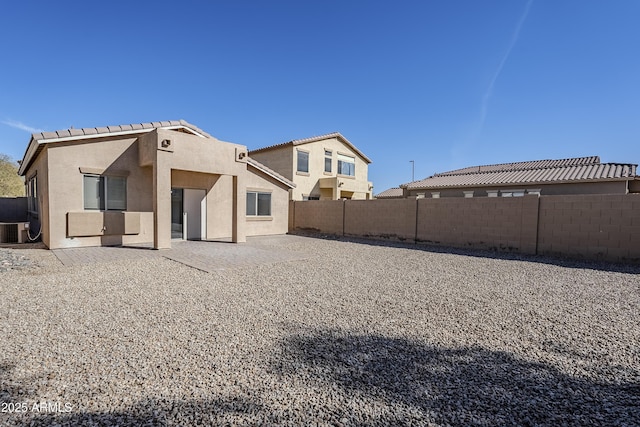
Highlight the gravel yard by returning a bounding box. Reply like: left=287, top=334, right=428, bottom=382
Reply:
left=1, top=235, right=639, bottom=426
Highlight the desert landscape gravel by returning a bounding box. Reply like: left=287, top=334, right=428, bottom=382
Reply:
left=1, top=235, right=638, bottom=426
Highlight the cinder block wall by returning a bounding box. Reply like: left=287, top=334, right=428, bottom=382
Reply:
left=291, top=194, right=640, bottom=262
left=291, top=200, right=344, bottom=235
left=344, top=199, right=417, bottom=241
left=537, top=194, right=640, bottom=260
left=416, top=196, right=539, bottom=254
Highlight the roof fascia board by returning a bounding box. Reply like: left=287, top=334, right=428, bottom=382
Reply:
left=162, top=125, right=207, bottom=138
left=17, top=138, right=38, bottom=176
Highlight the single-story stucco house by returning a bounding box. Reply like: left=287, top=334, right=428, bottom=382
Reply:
left=390, top=156, right=639, bottom=198
left=17, top=120, right=295, bottom=249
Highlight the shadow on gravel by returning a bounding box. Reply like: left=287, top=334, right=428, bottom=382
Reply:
left=7, top=333, right=639, bottom=426
left=292, top=232, right=640, bottom=274
left=272, top=329, right=640, bottom=426
left=1, top=362, right=44, bottom=403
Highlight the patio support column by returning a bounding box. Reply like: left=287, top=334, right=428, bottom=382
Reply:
left=153, top=151, right=172, bottom=249
left=231, top=174, right=246, bottom=243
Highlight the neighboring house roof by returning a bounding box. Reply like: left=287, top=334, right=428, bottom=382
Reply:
left=249, top=132, right=372, bottom=164
left=18, top=120, right=214, bottom=175
left=375, top=187, right=404, bottom=198
left=246, top=157, right=296, bottom=189
left=438, top=156, right=601, bottom=176
left=402, top=156, right=638, bottom=190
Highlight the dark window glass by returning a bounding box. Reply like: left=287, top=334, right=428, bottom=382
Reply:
left=297, top=151, right=309, bottom=173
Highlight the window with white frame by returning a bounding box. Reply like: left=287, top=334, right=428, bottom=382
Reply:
left=501, top=189, right=525, bottom=197
left=324, top=150, right=332, bottom=173
left=246, top=191, right=271, bottom=216
left=337, top=153, right=355, bottom=176
left=27, top=174, right=38, bottom=216
left=297, top=150, right=309, bottom=173
left=83, top=175, right=127, bottom=210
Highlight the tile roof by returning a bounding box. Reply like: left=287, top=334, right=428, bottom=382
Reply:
left=375, top=187, right=404, bottom=198
left=402, top=156, right=638, bottom=190
left=249, top=132, right=372, bottom=163
left=438, top=156, right=601, bottom=176
left=246, top=157, right=296, bottom=188
left=31, top=119, right=213, bottom=141
left=19, top=120, right=215, bottom=175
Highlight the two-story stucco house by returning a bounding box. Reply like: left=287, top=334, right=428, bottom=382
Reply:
left=248, top=132, right=373, bottom=200
left=17, top=120, right=294, bottom=249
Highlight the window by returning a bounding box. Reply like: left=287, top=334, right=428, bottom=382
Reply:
left=500, top=189, right=525, bottom=198
left=246, top=191, right=271, bottom=216
left=337, top=153, right=355, bottom=176
left=27, top=174, right=38, bottom=216
left=302, top=195, right=320, bottom=201
left=324, top=150, right=332, bottom=173
left=297, top=150, right=309, bottom=173
left=83, top=175, right=127, bottom=210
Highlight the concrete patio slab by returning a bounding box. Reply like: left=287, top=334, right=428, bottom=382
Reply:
left=52, top=245, right=161, bottom=266
left=51, top=235, right=310, bottom=272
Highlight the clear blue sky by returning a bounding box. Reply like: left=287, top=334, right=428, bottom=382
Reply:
left=1, top=1, right=639, bottom=193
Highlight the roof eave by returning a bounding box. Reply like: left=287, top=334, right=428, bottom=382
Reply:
left=17, top=136, right=40, bottom=176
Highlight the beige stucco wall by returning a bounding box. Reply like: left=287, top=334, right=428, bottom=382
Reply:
left=250, top=137, right=372, bottom=200
left=45, top=136, right=155, bottom=248
left=248, top=147, right=293, bottom=182
left=244, top=166, right=290, bottom=236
